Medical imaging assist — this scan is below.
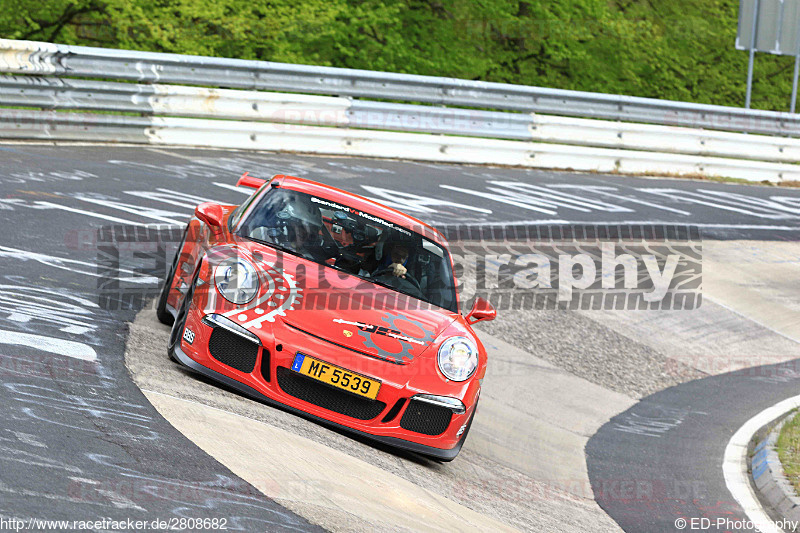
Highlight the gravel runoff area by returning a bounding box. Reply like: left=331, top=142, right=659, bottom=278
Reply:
left=126, top=306, right=621, bottom=533
left=475, top=310, right=706, bottom=399
left=477, top=240, right=800, bottom=400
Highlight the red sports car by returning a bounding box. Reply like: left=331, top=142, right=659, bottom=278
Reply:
left=157, top=173, right=496, bottom=460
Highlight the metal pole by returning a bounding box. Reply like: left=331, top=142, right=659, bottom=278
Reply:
left=793, top=21, right=800, bottom=113
left=746, top=0, right=761, bottom=108
left=793, top=54, right=800, bottom=114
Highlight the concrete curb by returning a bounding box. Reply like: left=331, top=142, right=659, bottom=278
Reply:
left=750, top=413, right=800, bottom=532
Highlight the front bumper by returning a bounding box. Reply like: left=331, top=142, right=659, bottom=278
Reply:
left=170, top=344, right=468, bottom=461
left=169, top=306, right=477, bottom=461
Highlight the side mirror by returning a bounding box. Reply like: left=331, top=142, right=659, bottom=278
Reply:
left=195, top=202, right=224, bottom=235
left=237, top=172, right=267, bottom=189
left=466, top=297, right=496, bottom=325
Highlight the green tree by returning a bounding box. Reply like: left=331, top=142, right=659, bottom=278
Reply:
left=0, top=0, right=796, bottom=112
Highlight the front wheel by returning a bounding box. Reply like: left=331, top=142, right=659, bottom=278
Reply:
left=168, top=260, right=200, bottom=362
left=156, top=224, right=189, bottom=325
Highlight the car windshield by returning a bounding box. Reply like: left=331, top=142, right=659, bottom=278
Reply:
left=236, top=188, right=458, bottom=312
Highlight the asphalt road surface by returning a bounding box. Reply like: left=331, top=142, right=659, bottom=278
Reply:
left=0, top=143, right=798, bottom=532
left=586, top=359, right=800, bottom=532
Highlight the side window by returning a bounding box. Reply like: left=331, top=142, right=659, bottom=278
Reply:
left=229, top=185, right=268, bottom=230
left=228, top=205, right=243, bottom=230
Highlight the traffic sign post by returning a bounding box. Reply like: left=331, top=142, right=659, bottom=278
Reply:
left=745, top=0, right=761, bottom=108
left=793, top=30, right=800, bottom=112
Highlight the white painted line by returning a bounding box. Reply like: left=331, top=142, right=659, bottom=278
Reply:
left=361, top=184, right=494, bottom=215
left=440, top=184, right=560, bottom=215
left=546, top=184, right=694, bottom=216
left=213, top=182, right=251, bottom=194
left=639, top=189, right=793, bottom=220
left=457, top=220, right=800, bottom=231
left=491, top=181, right=635, bottom=213
left=688, top=224, right=800, bottom=230
left=71, top=195, right=186, bottom=225
left=32, top=201, right=145, bottom=225
left=723, top=395, right=800, bottom=533
left=0, top=329, right=96, bottom=361
left=699, top=189, right=800, bottom=216
left=448, top=219, right=572, bottom=226
left=67, top=477, right=146, bottom=511
left=124, top=188, right=212, bottom=209
left=0, top=245, right=157, bottom=283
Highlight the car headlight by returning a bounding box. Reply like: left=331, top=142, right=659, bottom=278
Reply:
left=214, top=257, right=260, bottom=304
left=437, top=337, right=479, bottom=381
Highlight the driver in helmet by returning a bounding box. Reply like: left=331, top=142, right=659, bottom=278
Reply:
left=273, top=200, right=331, bottom=263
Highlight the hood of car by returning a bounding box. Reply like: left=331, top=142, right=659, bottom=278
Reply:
left=279, top=286, right=457, bottom=365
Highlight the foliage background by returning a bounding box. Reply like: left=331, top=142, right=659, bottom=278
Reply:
left=1, top=0, right=796, bottom=111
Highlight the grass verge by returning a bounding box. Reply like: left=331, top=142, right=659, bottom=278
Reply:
left=777, top=410, right=800, bottom=494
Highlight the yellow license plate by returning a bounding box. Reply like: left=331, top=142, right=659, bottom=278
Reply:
left=291, top=353, right=381, bottom=400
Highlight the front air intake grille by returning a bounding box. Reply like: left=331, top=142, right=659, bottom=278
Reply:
left=276, top=367, right=386, bottom=420
left=208, top=327, right=258, bottom=373
left=260, top=349, right=271, bottom=382
left=400, top=399, right=452, bottom=436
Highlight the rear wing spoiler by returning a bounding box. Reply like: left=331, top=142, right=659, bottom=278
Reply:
left=236, top=171, right=267, bottom=189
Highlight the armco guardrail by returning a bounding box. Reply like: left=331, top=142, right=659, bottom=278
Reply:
left=4, top=108, right=797, bottom=183
left=4, top=75, right=798, bottom=163
left=0, top=39, right=799, bottom=182
left=2, top=39, right=800, bottom=136
left=0, top=76, right=532, bottom=140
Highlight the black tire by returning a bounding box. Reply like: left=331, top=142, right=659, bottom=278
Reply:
left=168, top=260, right=200, bottom=363
left=156, top=224, right=189, bottom=326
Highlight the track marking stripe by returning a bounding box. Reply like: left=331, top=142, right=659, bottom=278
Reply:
left=0, top=329, right=96, bottom=361
left=723, top=395, right=800, bottom=533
